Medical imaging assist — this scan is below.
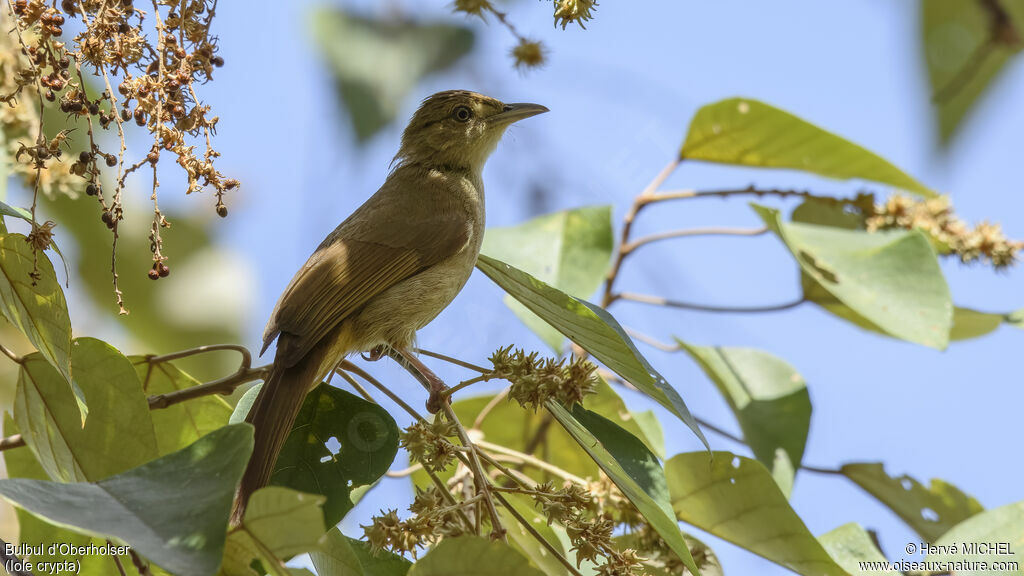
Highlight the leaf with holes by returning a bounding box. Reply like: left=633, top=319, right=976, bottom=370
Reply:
left=681, top=98, right=934, bottom=197
left=841, top=463, right=984, bottom=542
left=267, top=383, right=399, bottom=528
left=131, top=356, right=233, bottom=455
left=310, top=527, right=411, bottom=576
left=677, top=342, right=810, bottom=497
left=15, top=337, right=158, bottom=482
left=666, top=451, right=849, bottom=576
left=407, top=536, right=545, bottom=576
left=756, top=205, right=953, bottom=349
left=481, top=205, right=614, bottom=351
left=819, top=524, right=889, bottom=576
left=0, top=424, right=253, bottom=576
left=222, top=486, right=327, bottom=576
left=549, top=403, right=701, bottom=575
left=476, top=255, right=707, bottom=448
left=0, top=233, right=73, bottom=389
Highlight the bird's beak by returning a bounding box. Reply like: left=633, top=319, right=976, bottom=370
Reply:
left=492, top=102, right=549, bottom=125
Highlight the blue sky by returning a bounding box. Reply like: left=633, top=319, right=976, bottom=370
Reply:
left=50, top=1, right=1024, bottom=573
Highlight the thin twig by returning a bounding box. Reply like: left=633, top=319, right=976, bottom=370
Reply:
left=442, top=402, right=507, bottom=541
left=624, top=328, right=680, bottom=352
left=491, top=491, right=586, bottom=576
left=416, top=348, right=489, bottom=373
left=147, top=364, right=268, bottom=409
left=476, top=440, right=588, bottom=485
left=0, top=434, right=26, bottom=451
left=613, top=292, right=806, bottom=313
left=442, top=374, right=488, bottom=398
left=385, top=463, right=423, bottom=478
left=0, top=342, right=23, bottom=364
left=334, top=368, right=376, bottom=404
left=471, top=386, right=510, bottom=430
left=146, top=343, right=251, bottom=369
left=623, top=226, right=768, bottom=254
left=338, top=361, right=426, bottom=422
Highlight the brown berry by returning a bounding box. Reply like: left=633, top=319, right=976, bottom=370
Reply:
left=216, top=204, right=228, bottom=217
left=105, top=154, right=117, bottom=167
left=121, top=108, right=131, bottom=121
left=211, top=56, right=224, bottom=67
left=86, top=183, right=98, bottom=196
left=157, top=263, right=169, bottom=277
left=148, top=268, right=160, bottom=280
left=118, top=21, right=130, bottom=34
left=79, top=151, right=91, bottom=163
left=45, top=90, right=55, bottom=102
left=88, top=102, right=100, bottom=115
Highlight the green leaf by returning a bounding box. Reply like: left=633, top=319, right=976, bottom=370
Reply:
left=587, top=377, right=666, bottom=460
left=132, top=356, right=233, bottom=455
left=949, top=307, right=1007, bottom=340
left=311, top=7, right=474, bottom=142
left=310, top=527, right=411, bottom=576
left=407, top=536, right=545, bottom=576
left=681, top=98, right=934, bottom=197
left=230, top=383, right=261, bottom=424
left=677, top=342, right=810, bottom=497
left=922, top=0, right=1024, bottom=144
left=0, top=232, right=72, bottom=384
left=2, top=415, right=137, bottom=575
left=549, top=403, right=700, bottom=576
left=0, top=200, right=33, bottom=221
left=925, top=501, right=1024, bottom=573
left=841, top=462, right=984, bottom=542
left=666, top=451, right=849, bottom=576
left=482, top=206, right=614, bottom=351
left=0, top=424, right=254, bottom=576
left=222, top=486, right=327, bottom=576
left=476, top=255, right=707, bottom=448
left=755, top=204, right=953, bottom=349
left=15, top=337, right=158, bottom=482
left=818, top=523, right=889, bottom=576
left=270, top=383, right=400, bottom=528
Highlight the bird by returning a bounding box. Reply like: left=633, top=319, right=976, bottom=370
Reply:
left=231, top=90, right=548, bottom=523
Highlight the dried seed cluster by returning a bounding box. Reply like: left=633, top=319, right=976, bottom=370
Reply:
left=2, top=0, right=236, bottom=309
left=864, top=194, right=1021, bottom=269
left=553, top=0, right=597, bottom=30
left=488, top=345, right=598, bottom=410
left=400, top=417, right=461, bottom=472
left=362, top=487, right=467, bottom=558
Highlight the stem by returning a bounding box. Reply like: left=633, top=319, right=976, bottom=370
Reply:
left=334, top=368, right=376, bottom=404
left=146, top=343, right=251, bottom=369
left=491, top=491, right=585, bottom=576
left=441, top=403, right=507, bottom=541
left=416, top=348, right=489, bottom=373
left=476, top=440, right=588, bottom=485
left=442, top=375, right=489, bottom=398
left=0, top=343, right=23, bottom=364
left=623, top=226, right=768, bottom=254
left=147, top=364, right=268, bottom=409
left=0, top=435, right=26, bottom=451
left=614, top=292, right=806, bottom=313
left=471, top=386, right=510, bottom=430
left=338, top=362, right=426, bottom=422
left=640, top=186, right=834, bottom=206
left=475, top=450, right=535, bottom=489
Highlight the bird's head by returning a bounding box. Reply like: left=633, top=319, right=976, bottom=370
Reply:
left=394, top=90, right=548, bottom=172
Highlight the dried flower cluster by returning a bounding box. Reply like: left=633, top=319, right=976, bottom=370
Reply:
left=2, top=0, right=236, bottom=311
left=400, top=416, right=461, bottom=472
left=487, top=345, right=598, bottom=410
left=864, top=194, right=1021, bottom=269
left=362, top=487, right=467, bottom=557
left=453, top=0, right=600, bottom=69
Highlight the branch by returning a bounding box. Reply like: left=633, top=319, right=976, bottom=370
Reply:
left=0, top=342, right=23, bottom=364
left=491, top=491, right=585, bottom=576
left=416, top=348, right=489, bottom=373
left=622, top=226, right=768, bottom=254
left=147, top=364, right=268, bottom=409
left=612, top=292, right=806, bottom=313
left=337, top=361, right=426, bottom=423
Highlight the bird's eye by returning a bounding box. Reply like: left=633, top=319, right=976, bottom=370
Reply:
left=452, top=106, right=472, bottom=122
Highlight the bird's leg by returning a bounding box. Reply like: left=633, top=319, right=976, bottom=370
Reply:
left=361, top=345, right=387, bottom=362
left=384, top=347, right=450, bottom=413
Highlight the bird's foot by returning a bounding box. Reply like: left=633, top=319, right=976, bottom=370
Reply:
left=361, top=345, right=386, bottom=362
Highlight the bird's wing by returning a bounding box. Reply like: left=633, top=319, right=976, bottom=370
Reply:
left=263, top=187, right=471, bottom=367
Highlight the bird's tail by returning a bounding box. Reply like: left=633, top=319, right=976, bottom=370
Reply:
left=230, top=337, right=333, bottom=525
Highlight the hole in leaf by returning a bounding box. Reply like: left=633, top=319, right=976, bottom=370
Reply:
left=729, top=477, right=736, bottom=485
left=921, top=507, right=939, bottom=522
left=326, top=436, right=342, bottom=456
left=731, top=456, right=741, bottom=469
left=900, top=478, right=913, bottom=491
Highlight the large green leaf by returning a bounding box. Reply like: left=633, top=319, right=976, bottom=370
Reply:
left=922, top=0, right=1024, bottom=144
left=0, top=232, right=72, bottom=384
left=666, top=451, right=849, bottom=576
left=222, top=486, right=327, bottom=576
left=476, top=255, right=707, bottom=448
left=680, top=98, right=934, bottom=197
left=549, top=403, right=700, bottom=576
left=311, top=7, right=474, bottom=142
left=755, top=205, right=953, bottom=349
left=2, top=415, right=137, bottom=575
left=841, top=462, right=984, bottom=542
left=132, top=356, right=234, bottom=455
left=496, top=493, right=579, bottom=576
left=818, top=524, right=888, bottom=576
left=407, top=536, right=545, bottom=576
left=270, top=383, right=400, bottom=528
left=0, top=424, right=254, bottom=576
left=481, top=206, right=614, bottom=351
left=677, top=342, right=810, bottom=497
left=588, top=378, right=665, bottom=460
left=310, top=527, right=411, bottom=576
left=925, top=501, right=1024, bottom=575
left=15, top=337, right=158, bottom=482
